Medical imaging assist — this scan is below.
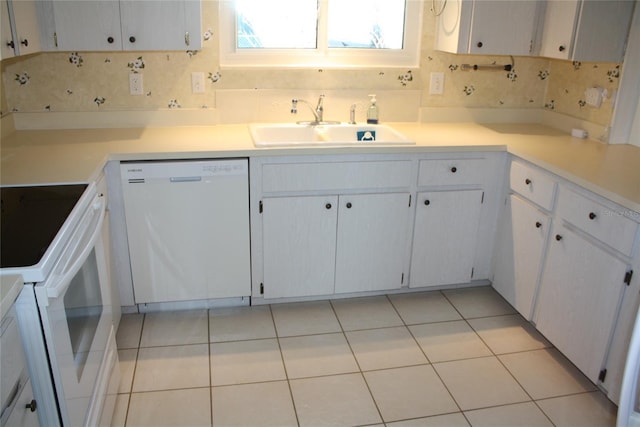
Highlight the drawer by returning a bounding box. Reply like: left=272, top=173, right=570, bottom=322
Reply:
left=557, top=186, right=639, bottom=256
left=262, top=160, right=412, bottom=193
left=417, top=158, right=490, bottom=186
left=510, top=160, right=557, bottom=211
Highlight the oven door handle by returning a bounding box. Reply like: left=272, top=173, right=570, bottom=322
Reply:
left=46, top=195, right=106, bottom=299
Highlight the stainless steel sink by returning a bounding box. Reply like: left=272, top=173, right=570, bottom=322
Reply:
left=250, top=123, right=415, bottom=147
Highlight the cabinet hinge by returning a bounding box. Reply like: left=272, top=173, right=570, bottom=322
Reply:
left=471, top=267, right=474, bottom=278
left=401, top=273, right=404, bottom=284
left=598, top=369, right=607, bottom=382
left=260, top=283, right=264, bottom=295
left=408, top=195, right=412, bottom=207
left=54, top=32, right=58, bottom=47
left=481, top=192, right=485, bottom=204
left=624, top=270, right=634, bottom=286
left=259, top=200, right=263, bottom=214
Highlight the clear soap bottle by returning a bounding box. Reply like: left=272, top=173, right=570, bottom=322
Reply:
left=367, top=94, right=379, bottom=124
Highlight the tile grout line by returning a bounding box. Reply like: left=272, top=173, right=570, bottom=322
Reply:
left=269, top=303, right=302, bottom=427
left=329, top=298, right=386, bottom=426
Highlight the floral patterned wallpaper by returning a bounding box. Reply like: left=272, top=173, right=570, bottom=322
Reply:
left=0, top=1, right=622, bottom=127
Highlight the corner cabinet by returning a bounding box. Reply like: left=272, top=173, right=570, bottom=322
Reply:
left=538, top=0, right=634, bottom=62
left=435, top=0, right=543, bottom=55
left=39, top=0, right=201, bottom=51
left=492, top=160, right=556, bottom=320
left=254, top=156, right=414, bottom=300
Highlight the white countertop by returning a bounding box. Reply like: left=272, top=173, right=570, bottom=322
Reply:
left=1, top=122, right=639, bottom=212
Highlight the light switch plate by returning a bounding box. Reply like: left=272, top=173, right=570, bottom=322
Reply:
left=129, top=73, right=143, bottom=96
left=191, top=72, right=205, bottom=94
left=429, top=72, right=444, bottom=95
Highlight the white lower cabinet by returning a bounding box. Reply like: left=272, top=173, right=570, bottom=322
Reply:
left=534, top=223, right=630, bottom=384
left=334, top=193, right=411, bottom=294
left=492, top=194, right=550, bottom=319
left=410, top=190, right=484, bottom=288
left=261, top=192, right=410, bottom=299
left=262, top=195, right=338, bottom=299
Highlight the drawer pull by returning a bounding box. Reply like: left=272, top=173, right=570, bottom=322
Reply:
left=535, top=221, right=542, bottom=228
left=450, top=166, right=457, bottom=173
left=346, top=202, right=352, bottom=209
left=325, top=203, right=332, bottom=210
left=424, top=199, right=430, bottom=206
left=555, top=234, right=563, bottom=241
left=107, top=36, right=114, bottom=44
left=26, top=399, right=37, bottom=412
left=589, top=212, right=597, bottom=220
left=525, top=178, right=532, bottom=185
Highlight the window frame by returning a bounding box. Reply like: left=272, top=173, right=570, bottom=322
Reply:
left=218, top=0, right=423, bottom=69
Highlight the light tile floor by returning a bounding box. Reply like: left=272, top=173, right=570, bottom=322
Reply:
left=111, top=286, right=618, bottom=427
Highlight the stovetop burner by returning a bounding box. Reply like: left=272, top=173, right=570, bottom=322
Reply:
left=1, top=184, right=88, bottom=268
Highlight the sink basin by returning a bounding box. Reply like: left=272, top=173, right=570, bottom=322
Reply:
left=250, top=123, right=415, bottom=147
left=250, top=123, right=321, bottom=147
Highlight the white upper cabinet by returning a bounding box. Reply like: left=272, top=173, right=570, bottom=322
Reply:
left=435, top=0, right=543, bottom=55
left=1, top=0, right=41, bottom=59
left=43, top=0, right=201, bottom=51
left=539, top=0, right=634, bottom=62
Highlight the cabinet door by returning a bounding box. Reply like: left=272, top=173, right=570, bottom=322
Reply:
left=5, top=380, right=39, bottom=427
left=120, top=0, right=202, bottom=51
left=492, top=195, right=550, bottom=319
left=334, top=193, right=410, bottom=294
left=410, top=190, right=483, bottom=288
left=468, top=1, right=540, bottom=55
left=262, top=196, right=338, bottom=299
left=1, top=0, right=15, bottom=59
left=535, top=223, right=629, bottom=383
left=52, top=1, right=122, bottom=50
left=10, top=0, right=41, bottom=55
left=538, top=0, right=579, bottom=59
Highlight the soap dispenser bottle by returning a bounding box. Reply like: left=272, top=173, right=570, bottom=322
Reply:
left=367, top=94, right=379, bottom=124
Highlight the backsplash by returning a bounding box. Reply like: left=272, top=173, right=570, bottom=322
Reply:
left=0, top=1, right=621, bottom=127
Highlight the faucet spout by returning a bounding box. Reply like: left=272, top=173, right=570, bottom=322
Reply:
left=315, top=95, right=324, bottom=123
left=291, top=95, right=328, bottom=124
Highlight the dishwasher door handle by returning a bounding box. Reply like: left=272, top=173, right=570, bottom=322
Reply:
left=170, top=176, right=202, bottom=183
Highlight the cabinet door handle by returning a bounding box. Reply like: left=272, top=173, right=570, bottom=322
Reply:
left=525, top=178, right=532, bottom=185
left=535, top=221, right=542, bottom=228
left=7, top=40, right=14, bottom=48
left=25, top=399, right=37, bottom=412
left=129, top=36, right=136, bottom=43
left=424, top=199, right=430, bottom=206
left=477, top=41, right=483, bottom=48
left=589, top=212, right=597, bottom=220
left=450, top=166, right=457, bottom=173
left=555, top=234, right=563, bottom=241
left=559, top=45, right=566, bottom=52
left=325, top=203, right=332, bottom=210
left=107, top=36, right=114, bottom=44
left=346, top=202, right=352, bottom=209
left=20, top=39, right=28, bottom=47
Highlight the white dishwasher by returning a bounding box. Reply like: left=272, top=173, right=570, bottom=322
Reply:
left=120, top=159, right=250, bottom=306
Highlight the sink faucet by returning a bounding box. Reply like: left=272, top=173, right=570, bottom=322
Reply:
left=291, top=95, right=325, bottom=124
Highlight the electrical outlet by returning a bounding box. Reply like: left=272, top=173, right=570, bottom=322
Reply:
left=129, top=73, right=143, bottom=96
left=191, top=72, right=205, bottom=94
left=430, top=72, right=444, bottom=95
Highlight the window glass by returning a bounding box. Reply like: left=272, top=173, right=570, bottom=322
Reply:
left=327, top=0, right=406, bottom=49
left=235, top=0, right=319, bottom=49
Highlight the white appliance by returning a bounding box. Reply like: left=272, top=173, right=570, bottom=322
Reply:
left=120, top=159, right=251, bottom=307
left=618, top=306, right=640, bottom=427
left=2, top=183, right=120, bottom=427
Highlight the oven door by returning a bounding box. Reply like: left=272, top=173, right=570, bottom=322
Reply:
left=34, top=190, right=116, bottom=427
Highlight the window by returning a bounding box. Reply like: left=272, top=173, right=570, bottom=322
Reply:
left=219, top=0, right=423, bottom=68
